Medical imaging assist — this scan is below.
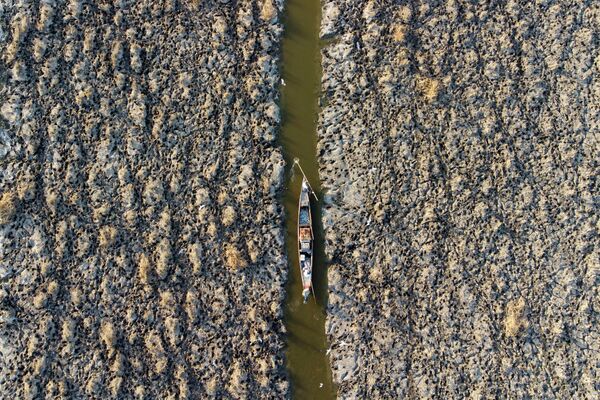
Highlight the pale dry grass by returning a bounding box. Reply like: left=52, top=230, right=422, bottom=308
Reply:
left=109, top=377, right=123, bottom=397
left=0, top=192, right=16, bottom=224
left=224, top=244, right=247, bottom=270
left=222, top=205, right=236, bottom=227
left=504, top=297, right=528, bottom=337
left=33, top=289, right=48, bottom=309
left=188, top=243, right=202, bottom=273
left=392, top=24, right=407, bottom=42
left=159, top=290, right=176, bottom=310
left=397, top=5, right=412, bottom=23
left=156, top=238, right=171, bottom=279
left=185, top=289, right=199, bottom=324
left=144, top=331, right=168, bottom=374
left=165, top=316, right=181, bottom=346
left=176, top=365, right=190, bottom=399
left=416, top=75, right=439, bottom=102
left=99, top=226, right=117, bottom=248
left=100, top=319, right=116, bottom=354
left=138, top=253, right=151, bottom=285
left=260, top=0, right=277, bottom=22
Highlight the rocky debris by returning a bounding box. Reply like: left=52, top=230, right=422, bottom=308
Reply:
left=319, top=0, right=600, bottom=398
left=0, top=0, right=288, bottom=398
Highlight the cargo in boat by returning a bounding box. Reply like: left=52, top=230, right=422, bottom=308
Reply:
left=298, top=176, right=313, bottom=303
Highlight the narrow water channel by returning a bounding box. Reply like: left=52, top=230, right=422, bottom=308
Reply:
left=280, top=0, right=336, bottom=398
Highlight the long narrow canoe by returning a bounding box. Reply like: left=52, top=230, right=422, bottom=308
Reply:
left=298, top=176, right=313, bottom=303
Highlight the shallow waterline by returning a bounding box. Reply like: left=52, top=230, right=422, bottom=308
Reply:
left=280, top=0, right=336, bottom=398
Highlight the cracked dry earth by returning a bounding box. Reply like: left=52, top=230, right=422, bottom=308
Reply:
left=319, top=0, right=599, bottom=398
left=0, top=0, right=289, bottom=398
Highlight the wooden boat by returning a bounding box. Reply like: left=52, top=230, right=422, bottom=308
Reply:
left=298, top=176, right=313, bottom=303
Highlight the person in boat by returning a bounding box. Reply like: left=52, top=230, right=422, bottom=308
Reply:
left=302, top=288, right=310, bottom=303
left=301, top=257, right=312, bottom=303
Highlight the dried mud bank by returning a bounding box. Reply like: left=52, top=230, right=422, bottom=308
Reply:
left=0, top=0, right=288, bottom=398
left=319, top=1, right=599, bottom=398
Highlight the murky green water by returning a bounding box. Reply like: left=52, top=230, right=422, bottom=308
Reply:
left=280, top=0, right=336, bottom=398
